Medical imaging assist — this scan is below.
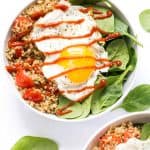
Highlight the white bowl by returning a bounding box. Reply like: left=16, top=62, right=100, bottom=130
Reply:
left=84, top=112, right=150, bottom=150
left=2, top=0, right=139, bottom=122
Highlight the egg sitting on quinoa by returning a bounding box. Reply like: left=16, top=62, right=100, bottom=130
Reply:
left=31, top=0, right=108, bottom=101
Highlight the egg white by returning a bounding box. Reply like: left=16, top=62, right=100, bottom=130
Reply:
left=31, top=5, right=101, bottom=52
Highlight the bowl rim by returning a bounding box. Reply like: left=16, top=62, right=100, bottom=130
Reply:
left=2, top=0, right=139, bottom=123
left=83, top=111, right=150, bottom=150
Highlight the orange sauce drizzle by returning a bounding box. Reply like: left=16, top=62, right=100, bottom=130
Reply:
left=43, top=38, right=105, bottom=56
left=31, top=27, right=101, bottom=42
left=93, top=9, right=103, bottom=14
left=44, top=32, right=120, bottom=56
left=46, top=59, right=121, bottom=81
left=79, top=7, right=93, bottom=13
left=42, top=57, right=109, bottom=66
left=104, top=32, right=120, bottom=41
left=60, top=81, right=105, bottom=94
left=48, top=63, right=112, bottom=81
left=94, top=10, right=113, bottom=20
left=56, top=101, right=75, bottom=116
left=54, top=4, right=69, bottom=11
left=36, top=18, right=85, bottom=28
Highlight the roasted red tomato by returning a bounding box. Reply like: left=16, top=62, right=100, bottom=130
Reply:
left=30, top=10, right=45, bottom=20
left=12, top=15, right=33, bottom=37
left=23, top=88, right=43, bottom=102
left=8, top=39, right=26, bottom=48
left=16, top=69, right=34, bottom=88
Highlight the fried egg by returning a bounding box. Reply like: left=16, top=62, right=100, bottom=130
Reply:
left=31, top=0, right=108, bottom=101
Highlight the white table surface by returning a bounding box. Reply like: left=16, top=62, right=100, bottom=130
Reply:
left=0, top=0, right=150, bottom=149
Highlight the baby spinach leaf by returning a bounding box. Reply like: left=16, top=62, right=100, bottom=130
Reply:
left=91, top=75, right=122, bottom=114
left=91, top=86, right=105, bottom=114
left=75, top=95, right=92, bottom=119
left=11, top=136, right=58, bottom=150
left=107, top=39, right=129, bottom=71
left=94, top=6, right=114, bottom=33
left=141, top=123, right=150, bottom=140
left=115, top=17, right=142, bottom=46
left=139, top=9, right=150, bottom=32
left=124, top=33, right=142, bottom=47
left=84, top=0, right=102, bottom=4
left=91, top=60, right=133, bottom=114
left=127, top=47, right=137, bottom=72
left=69, top=0, right=84, bottom=5
left=97, top=79, right=123, bottom=112
left=115, top=17, right=128, bottom=34
left=69, top=0, right=107, bottom=5
left=120, top=84, right=150, bottom=112
left=57, top=96, right=83, bottom=119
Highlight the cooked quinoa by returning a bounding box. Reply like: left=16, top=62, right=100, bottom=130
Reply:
left=93, top=122, right=141, bottom=150
left=5, top=0, right=60, bottom=114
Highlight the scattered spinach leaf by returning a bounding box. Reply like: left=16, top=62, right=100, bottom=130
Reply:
left=107, top=39, right=129, bottom=71
left=120, top=84, right=150, bottom=112
left=57, top=96, right=83, bottom=119
left=141, top=123, right=150, bottom=140
left=139, top=9, right=150, bottom=32
left=11, top=136, right=58, bottom=150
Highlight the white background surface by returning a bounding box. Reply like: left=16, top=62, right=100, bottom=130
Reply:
left=0, top=0, right=150, bottom=149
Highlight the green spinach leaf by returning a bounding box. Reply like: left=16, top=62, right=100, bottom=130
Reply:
left=57, top=96, right=83, bottom=119
left=69, top=0, right=84, bottom=5
left=107, top=39, right=129, bottom=71
left=76, top=95, right=92, bottom=119
left=115, top=17, right=142, bottom=46
left=127, top=47, right=137, bottom=71
left=84, top=0, right=105, bottom=4
left=11, top=136, right=58, bottom=150
left=91, top=75, right=122, bottom=114
left=115, top=17, right=128, bottom=34
left=120, top=85, right=150, bottom=112
left=141, top=123, right=150, bottom=140
left=69, top=0, right=107, bottom=5
left=139, top=9, right=150, bottom=32
left=94, top=6, right=114, bottom=33
left=91, top=58, right=133, bottom=114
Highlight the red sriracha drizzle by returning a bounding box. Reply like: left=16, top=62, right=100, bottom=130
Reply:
left=23, top=88, right=43, bottom=102
left=15, top=69, right=34, bottom=88
left=54, top=4, right=69, bottom=11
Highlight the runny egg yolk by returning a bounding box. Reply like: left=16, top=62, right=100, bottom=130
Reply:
left=58, top=46, right=96, bottom=83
